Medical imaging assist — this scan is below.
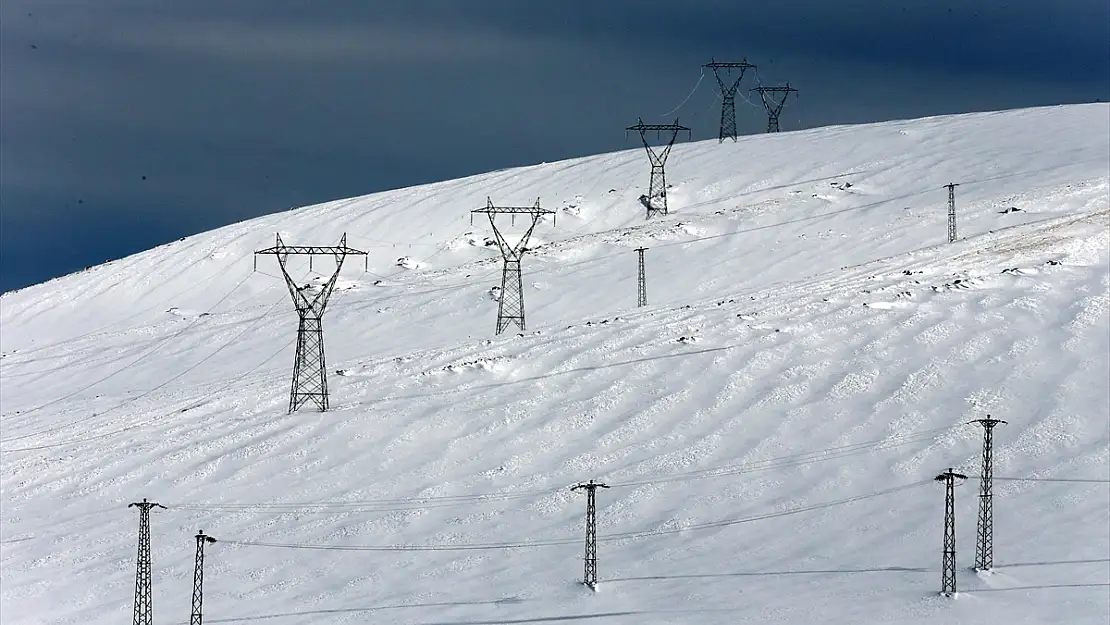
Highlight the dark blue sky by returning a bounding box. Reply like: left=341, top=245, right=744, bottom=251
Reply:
left=2, top=1, right=1107, bottom=293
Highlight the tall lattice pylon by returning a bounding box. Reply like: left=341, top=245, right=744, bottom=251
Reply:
left=471, top=198, right=554, bottom=335
left=703, top=58, right=757, bottom=142
left=255, top=233, right=366, bottom=412
left=190, top=530, right=217, bottom=625
left=626, top=118, right=691, bottom=219
left=945, top=183, right=960, bottom=243
left=751, top=83, right=798, bottom=133
left=635, top=247, right=648, bottom=307
left=971, top=416, right=1006, bottom=571
left=571, top=479, right=609, bottom=590
left=129, top=498, right=166, bottom=625
left=935, top=468, right=968, bottom=597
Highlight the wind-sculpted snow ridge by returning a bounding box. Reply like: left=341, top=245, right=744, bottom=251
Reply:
left=1, top=104, right=1108, bottom=625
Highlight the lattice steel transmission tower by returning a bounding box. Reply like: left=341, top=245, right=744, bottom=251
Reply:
left=703, top=58, right=757, bottom=142
left=571, top=479, right=609, bottom=590
left=635, top=247, right=648, bottom=307
left=255, top=233, right=366, bottom=412
left=190, top=530, right=217, bottom=625
left=129, top=498, right=166, bottom=625
left=935, top=468, right=968, bottom=597
left=626, top=118, right=691, bottom=219
left=971, top=416, right=1006, bottom=571
left=471, top=198, right=554, bottom=335
left=945, top=183, right=960, bottom=243
left=751, top=83, right=798, bottom=133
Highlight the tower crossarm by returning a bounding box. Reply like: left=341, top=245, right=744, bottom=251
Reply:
left=626, top=118, right=691, bottom=167
left=703, top=59, right=757, bottom=95
left=254, top=232, right=367, bottom=258
left=625, top=120, right=692, bottom=134
left=471, top=198, right=554, bottom=261
left=254, top=245, right=365, bottom=255
left=751, top=84, right=797, bottom=115
left=254, top=233, right=364, bottom=316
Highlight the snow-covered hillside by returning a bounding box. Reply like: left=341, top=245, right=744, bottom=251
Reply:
left=1, top=104, right=1108, bottom=625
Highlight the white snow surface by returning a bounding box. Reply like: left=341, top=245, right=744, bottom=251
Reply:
left=2, top=104, right=1109, bottom=625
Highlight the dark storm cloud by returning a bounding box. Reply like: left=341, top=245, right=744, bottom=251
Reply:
left=1, top=0, right=1106, bottom=292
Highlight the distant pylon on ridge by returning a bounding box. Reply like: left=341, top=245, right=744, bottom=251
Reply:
left=751, top=83, right=798, bottom=133
left=703, top=58, right=757, bottom=142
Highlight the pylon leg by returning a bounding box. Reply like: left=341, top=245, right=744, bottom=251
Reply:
left=290, top=316, right=327, bottom=412
left=719, top=93, right=737, bottom=142
left=496, top=259, right=525, bottom=334
left=647, top=165, right=667, bottom=218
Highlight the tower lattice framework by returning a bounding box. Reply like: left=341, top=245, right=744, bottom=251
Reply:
left=129, top=498, right=166, bottom=625
left=572, top=479, right=609, bottom=590
left=471, top=198, right=554, bottom=335
left=972, top=416, right=1006, bottom=571
left=626, top=119, right=691, bottom=219
left=946, top=183, right=960, bottom=243
left=190, top=530, right=217, bottom=625
left=255, top=233, right=366, bottom=412
left=704, top=58, right=757, bottom=142
left=935, top=468, right=968, bottom=597
left=635, top=247, right=648, bottom=307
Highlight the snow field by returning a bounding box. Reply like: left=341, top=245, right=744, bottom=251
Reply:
left=0, top=104, right=1108, bottom=624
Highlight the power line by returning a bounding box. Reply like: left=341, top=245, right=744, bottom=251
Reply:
left=981, top=476, right=1110, bottom=484
left=168, top=424, right=958, bottom=514
left=658, top=66, right=706, bottom=118
left=607, top=425, right=962, bottom=489
left=0, top=270, right=259, bottom=442
left=218, top=480, right=927, bottom=554
left=0, top=276, right=372, bottom=453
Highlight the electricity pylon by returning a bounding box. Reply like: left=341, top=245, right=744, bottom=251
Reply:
left=129, top=498, right=166, bottom=625
left=635, top=247, right=648, bottom=307
left=190, top=530, right=217, bottom=625
left=703, top=58, right=757, bottom=142
left=750, top=83, right=798, bottom=133
left=626, top=118, right=691, bottom=219
left=254, top=233, right=366, bottom=412
left=945, top=183, right=960, bottom=243
left=935, top=468, right=968, bottom=597
left=971, top=416, right=1006, bottom=571
left=571, top=479, right=609, bottom=590
left=471, top=198, right=554, bottom=335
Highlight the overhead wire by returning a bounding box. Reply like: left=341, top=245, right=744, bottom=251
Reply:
left=218, top=479, right=928, bottom=553
left=0, top=270, right=312, bottom=452
left=168, top=424, right=961, bottom=513
left=980, top=476, right=1110, bottom=484
left=658, top=67, right=706, bottom=118
left=0, top=269, right=260, bottom=436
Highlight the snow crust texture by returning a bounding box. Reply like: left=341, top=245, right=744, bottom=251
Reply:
left=2, top=104, right=1109, bottom=625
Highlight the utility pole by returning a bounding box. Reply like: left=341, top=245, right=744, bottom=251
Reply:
left=635, top=247, right=648, bottom=307
left=571, top=479, right=610, bottom=590
left=190, top=530, right=217, bottom=625
left=971, top=416, right=1006, bottom=572
left=129, top=498, right=166, bottom=625
left=750, top=83, right=798, bottom=133
left=935, top=468, right=968, bottom=597
left=945, top=183, right=960, bottom=243
left=254, top=233, right=366, bottom=412
left=703, top=58, right=757, bottom=142
left=626, top=118, right=691, bottom=219
left=471, top=198, right=554, bottom=335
